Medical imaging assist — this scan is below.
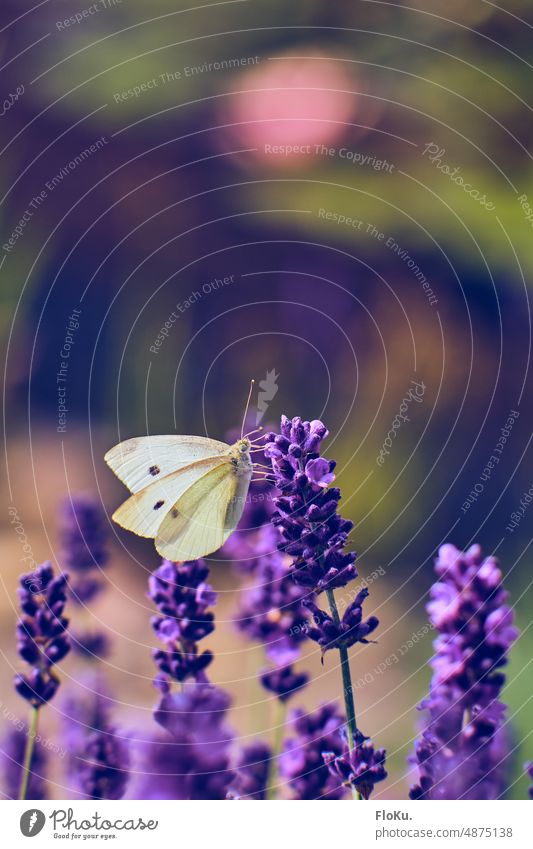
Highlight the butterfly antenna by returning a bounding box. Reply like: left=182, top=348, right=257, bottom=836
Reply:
left=241, top=379, right=255, bottom=438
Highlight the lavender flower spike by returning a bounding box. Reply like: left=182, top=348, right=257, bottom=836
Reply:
left=260, top=665, right=309, bottom=703
left=1, top=724, right=47, bottom=800
left=228, top=741, right=272, bottom=800
left=280, top=704, right=347, bottom=800
left=526, top=762, right=533, bottom=800
left=15, top=562, right=70, bottom=707
left=149, top=559, right=217, bottom=687
left=264, top=417, right=357, bottom=593
left=304, top=590, right=379, bottom=656
left=324, top=731, right=387, bottom=799
left=410, top=544, right=519, bottom=800
left=64, top=679, right=129, bottom=800
left=154, top=685, right=234, bottom=800
left=59, top=495, right=108, bottom=604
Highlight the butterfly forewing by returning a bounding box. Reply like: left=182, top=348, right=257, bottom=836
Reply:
left=104, top=435, right=229, bottom=494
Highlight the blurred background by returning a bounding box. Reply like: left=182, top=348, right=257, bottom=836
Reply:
left=0, top=0, right=532, bottom=799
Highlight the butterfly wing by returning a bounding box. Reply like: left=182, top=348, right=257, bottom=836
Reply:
left=111, top=456, right=230, bottom=539
left=105, top=435, right=229, bottom=494
left=155, top=462, right=252, bottom=561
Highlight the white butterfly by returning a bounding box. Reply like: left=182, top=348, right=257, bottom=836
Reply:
left=105, top=432, right=259, bottom=561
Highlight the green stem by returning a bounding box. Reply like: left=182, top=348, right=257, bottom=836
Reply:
left=326, top=588, right=361, bottom=801
left=266, top=699, right=287, bottom=800
left=19, top=706, right=39, bottom=801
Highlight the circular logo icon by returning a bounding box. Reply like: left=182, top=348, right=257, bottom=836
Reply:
left=20, top=809, right=46, bottom=837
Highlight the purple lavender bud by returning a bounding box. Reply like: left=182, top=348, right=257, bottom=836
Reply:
left=228, top=741, right=272, bottom=799
left=14, top=563, right=70, bottom=707
left=153, top=685, right=234, bottom=800
left=260, top=665, right=309, bottom=703
left=323, top=731, right=387, bottom=799
left=59, top=496, right=108, bottom=604
left=410, top=544, right=519, bottom=800
left=149, top=559, right=217, bottom=687
left=236, top=548, right=309, bottom=664
left=305, top=458, right=336, bottom=489
left=280, top=703, right=347, bottom=799
left=264, top=417, right=358, bottom=594
left=304, top=592, right=379, bottom=655
left=63, top=680, right=129, bottom=800
left=70, top=630, right=111, bottom=661
left=526, top=762, right=533, bottom=799
left=1, top=724, right=47, bottom=800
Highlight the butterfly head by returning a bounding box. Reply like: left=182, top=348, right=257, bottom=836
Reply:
left=230, top=438, right=253, bottom=474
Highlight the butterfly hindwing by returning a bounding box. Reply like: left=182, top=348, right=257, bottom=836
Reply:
left=104, top=435, right=229, bottom=494
left=111, top=456, right=230, bottom=539
left=155, top=462, right=251, bottom=561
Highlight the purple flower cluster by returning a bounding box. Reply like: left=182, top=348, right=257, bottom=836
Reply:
left=228, top=741, right=272, bottom=800
left=324, top=731, right=387, bottom=799
left=527, top=762, right=533, bottom=799
left=260, top=665, right=309, bottom=703
left=15, top=563, right=70, bottom=707
left=64, top=681, right=130, bottom=801
left=265, top=417, right=357, bottom=594
left=236, top=546, right=309, bottom=664
left=149, top=559, right=217, bottom=687
left=1, top=724, right=47, bottom=800
left=280, top=704, right=347, bottom=799
left=410, top=544, right=519, bottom=800
left=153, top=686, right=234, bottom=800
left=59, top=496, right=109, bottom=604
left=264, top=416, right=386, bottom=797
left=304, top=588, right=379, bottom=656
left=59, top=496, right=110, bottom=661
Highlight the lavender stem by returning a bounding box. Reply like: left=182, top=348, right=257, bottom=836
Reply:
left=266, top=700, right=287, bottom=800
left=326, top=588, right=361, bottom=801
left=18, top=707, right=39, bottom=801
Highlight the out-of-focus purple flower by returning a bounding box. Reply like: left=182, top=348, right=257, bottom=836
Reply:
left=410, top=544, right=519, bottom=800
left=149, top=559, right=217, bottom=686
left=260, top=665, right=309, bottom=703
left=323, top=731, right=387, bottom=799
left=59, top=496, right=108, bottom=604
left=63, top=679, right=129, bottom=800
left=1, top=724, right=47, bottom=800
left=304, top=590, right=379, bottom=656
left=153, top=685, right=234, bottom=800
left=236, top=548, right=309, bottom=664
left=228, top=741, right=272, bottom=800
left=280, top=703, right=347, bottom=799
left=264, top=416, right=357, bottom=593
left=14, top=562, right=70, bottom=707
left=222, top=521, right=278, bottom=575
left=70, top=630, right=111, bottom=660
left=526, top=762, right=533, bottom=799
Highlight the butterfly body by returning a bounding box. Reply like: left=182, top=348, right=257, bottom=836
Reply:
left=105, top=435, right=253, bottom=560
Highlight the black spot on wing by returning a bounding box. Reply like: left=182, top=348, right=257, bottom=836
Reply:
left=154, top=500, right=165, bottom=510
left=149, top=465, right=161, bottom=476
left=171, top=508, right=179, bottom=518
